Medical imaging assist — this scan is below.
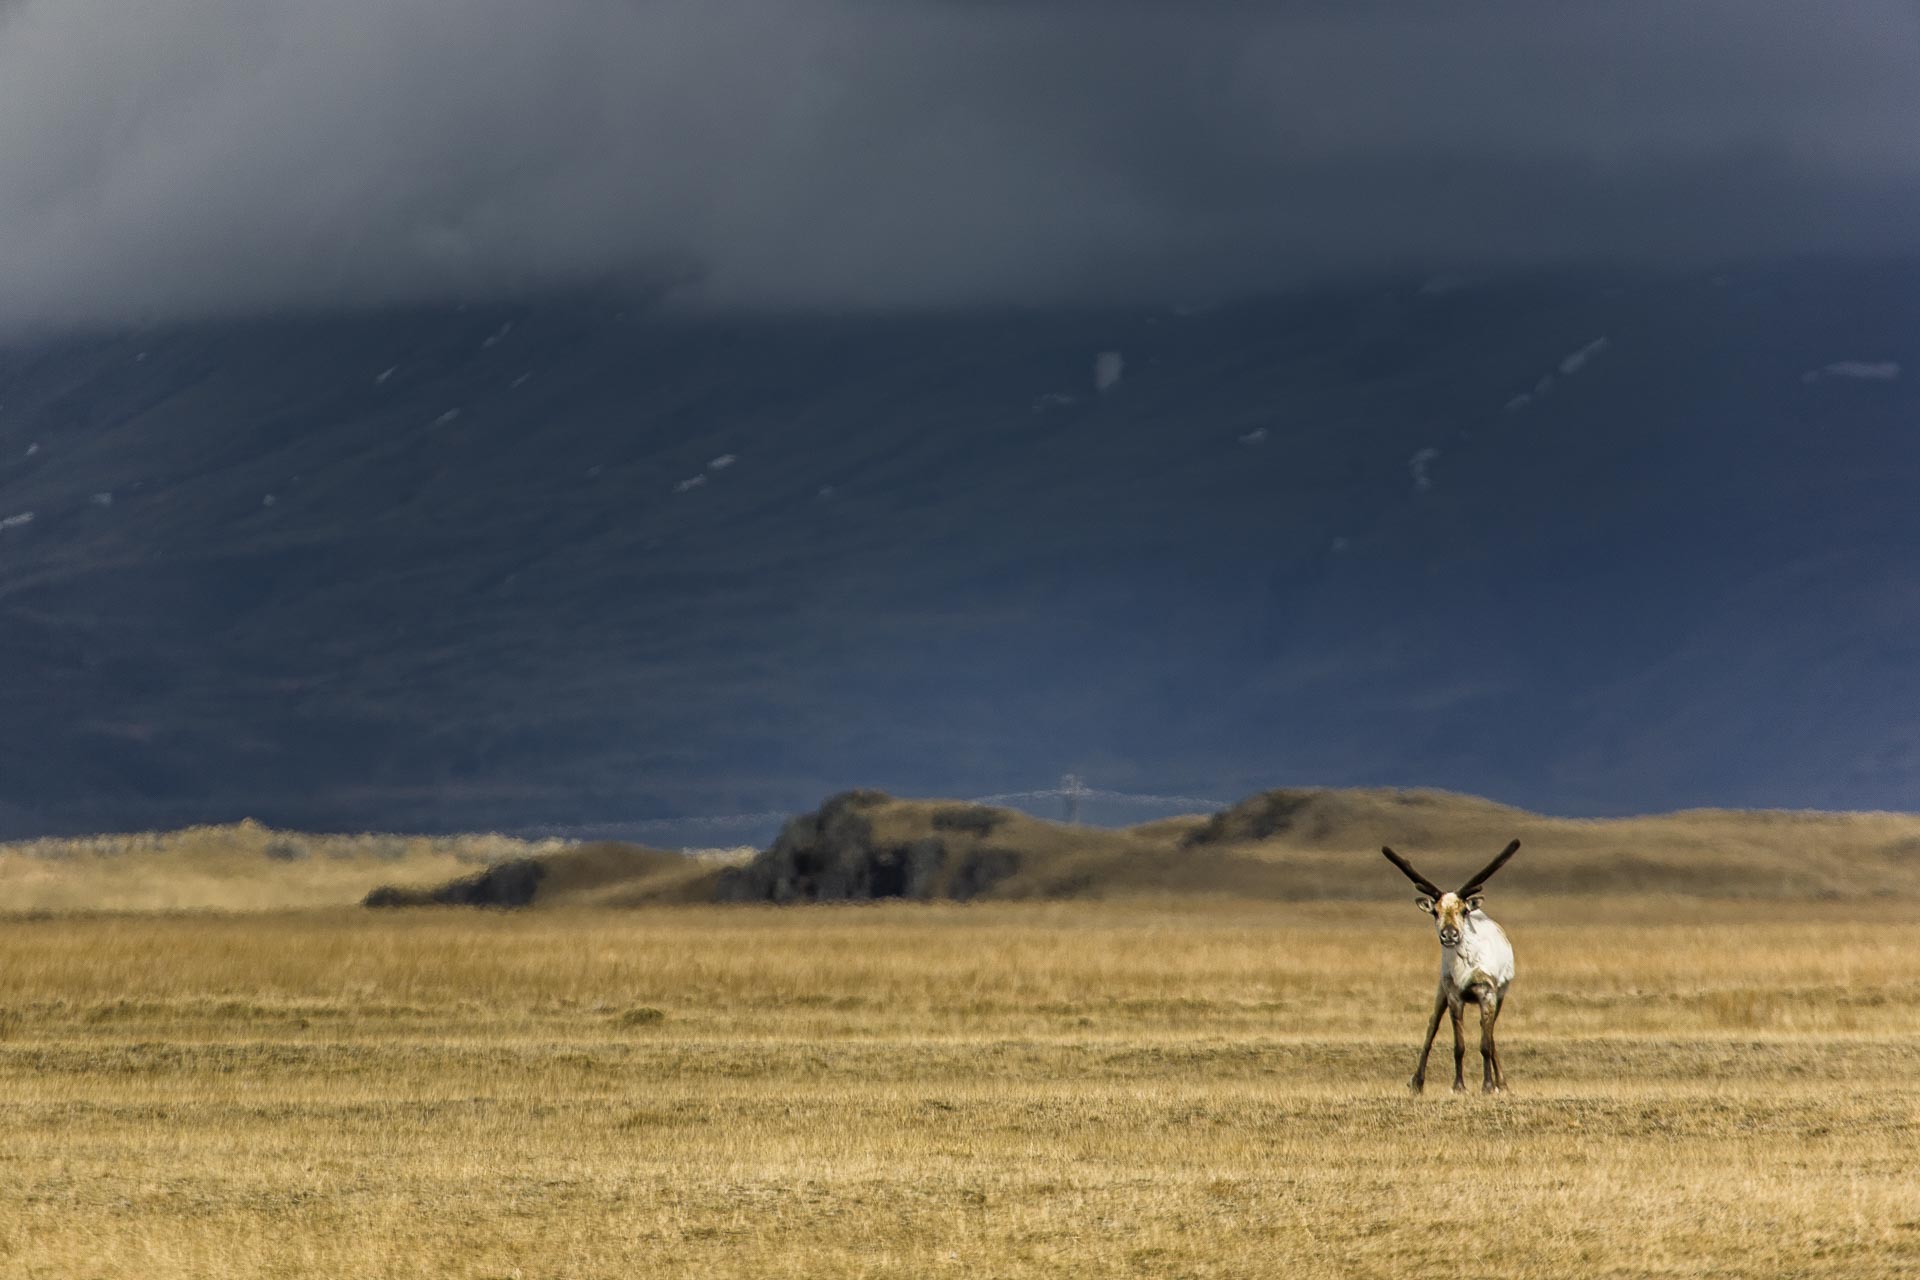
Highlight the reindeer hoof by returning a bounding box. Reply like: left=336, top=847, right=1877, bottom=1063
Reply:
left=1484, top=1082, right=1507, bottom=1095
left=1451, top=1081, right=1467, bottom=1094
left=1407, top=1077, right=1425, bottom=1095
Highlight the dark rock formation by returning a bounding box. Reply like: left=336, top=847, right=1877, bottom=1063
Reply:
left=363, top=857, right=546, bottom=908
left=715, top=791, right=1021, bottom=903
left=1182, top=790, right=1325, bottom=846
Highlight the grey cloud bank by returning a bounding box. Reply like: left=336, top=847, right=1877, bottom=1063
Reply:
left=1, top=0, right=1917, bottom=329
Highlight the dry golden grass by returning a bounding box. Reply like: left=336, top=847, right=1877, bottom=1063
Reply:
left=4, top=898, right=1919, bottom=1278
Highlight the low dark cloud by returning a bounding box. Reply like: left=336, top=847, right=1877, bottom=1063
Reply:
left=0, top=0, right=1916, bottom=328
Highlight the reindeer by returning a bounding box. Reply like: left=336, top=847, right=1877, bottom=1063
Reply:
left=1381, top=840, right=1520, bottom=1095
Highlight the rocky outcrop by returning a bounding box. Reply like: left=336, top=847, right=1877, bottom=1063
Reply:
left=1180, top=787, right=1522, bottom=849
left=360, top=840, right=717, bottom=909
left=1181, top=789, right=1327, bottom=846
left=363, top=858, right=546, bottom=908
left=715, top=791, right=1021, bottom=903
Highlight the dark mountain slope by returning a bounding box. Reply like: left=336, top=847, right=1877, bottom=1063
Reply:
left=0, top=263, right=1913, bottom=836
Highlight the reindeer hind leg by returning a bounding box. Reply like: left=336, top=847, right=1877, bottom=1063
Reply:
left=1481, top=995, right=1508, bottom=1093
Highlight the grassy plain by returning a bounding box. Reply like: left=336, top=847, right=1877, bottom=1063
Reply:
left=3, top=899, right=1919, bottom=1278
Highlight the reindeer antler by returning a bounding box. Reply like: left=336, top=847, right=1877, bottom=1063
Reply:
left=1457, top=839, right=1521, bottom=898
left=1380, top=846, right=1444, bottom=898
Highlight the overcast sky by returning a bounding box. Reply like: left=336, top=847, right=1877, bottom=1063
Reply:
left=0, top=0, right=1917, bottom=329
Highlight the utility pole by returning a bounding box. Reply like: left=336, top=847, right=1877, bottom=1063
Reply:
left=1061, top=773, right=1086, bottom=825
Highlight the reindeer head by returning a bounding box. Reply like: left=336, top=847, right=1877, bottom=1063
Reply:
left=1381, top=840, right=1519, bottom=948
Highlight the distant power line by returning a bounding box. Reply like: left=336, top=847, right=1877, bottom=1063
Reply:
left=510, top=811, right=792, bottom=841
left=969, top=785, right=1231, bottom=811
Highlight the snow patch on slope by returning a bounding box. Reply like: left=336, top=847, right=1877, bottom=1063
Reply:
left=1803, top=361, right=1900, bottom=383
left=1559, top=337, right=1610, bottom=375
left=1409, top=447, right=1439, bottom=493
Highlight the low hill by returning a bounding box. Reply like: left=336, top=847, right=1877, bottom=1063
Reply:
left=364, top=840, right=725, bottom=908
left=708, top=791, right=1232, bottom=903
left=357, top=793, right=1223, bottom=910
left=11, top=787, right=1920, bottom=914
left=0, top=820, right=567, bottom=913
left=368, top=787, right=1920, bottom=909
left=1184, top=788, right=1920, bottom=899
left=0, top=821, right=737, bottom=914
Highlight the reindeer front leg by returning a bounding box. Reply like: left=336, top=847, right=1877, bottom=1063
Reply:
left=1409, top=986, right=1447, bottom=1094
left=1448, top=995, right=1468, bottom=1093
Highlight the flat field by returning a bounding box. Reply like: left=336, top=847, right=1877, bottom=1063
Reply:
left=3, top=899, right=1919, bottom=1278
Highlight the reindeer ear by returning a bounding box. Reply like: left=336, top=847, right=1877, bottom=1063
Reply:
left=1415, top=896, right=1436, bottom=914
left=1464, top=896, right=1485, bottom=913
